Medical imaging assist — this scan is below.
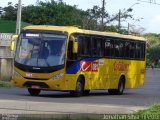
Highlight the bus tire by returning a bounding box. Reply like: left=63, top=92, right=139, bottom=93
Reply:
left=28, top=88, right=41, bottom=96
left=83, top=90, right=90, bottom=95
left=70, top=77, right=84, bottom=97
left=108, top=77, right=125, bottom=95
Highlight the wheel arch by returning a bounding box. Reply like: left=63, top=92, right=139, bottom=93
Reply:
left=119, top=74, right=126, bottom=87
left=78, top=74, right=85, bottom=86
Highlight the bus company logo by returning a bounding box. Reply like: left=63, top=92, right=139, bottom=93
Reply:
left=80, top=61, right=98, bottom=72
left=92, top=62, right=98, bottom=72
left=80, top=61, right=92, bottom=72
left=114, top=62, right=129, bottom=71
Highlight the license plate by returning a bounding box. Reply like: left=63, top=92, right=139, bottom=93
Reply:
left=31, top=85, right=40, bottom=89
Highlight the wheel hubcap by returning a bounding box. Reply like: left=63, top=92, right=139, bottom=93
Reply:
left=77, top=83, right=82, bottom=92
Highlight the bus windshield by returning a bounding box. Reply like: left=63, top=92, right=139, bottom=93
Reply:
left=15, top=32, right=67, bottom=67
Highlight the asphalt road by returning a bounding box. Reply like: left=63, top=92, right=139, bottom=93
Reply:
left=0, top=69, right=159, bottom=115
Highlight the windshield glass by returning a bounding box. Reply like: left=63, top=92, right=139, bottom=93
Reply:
left=15, top=32, right=67, bottom=67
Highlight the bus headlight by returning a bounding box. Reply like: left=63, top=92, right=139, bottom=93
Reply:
left=14, top=71, right=22, bottom=78
left=52, top=73, right=64, bottom=80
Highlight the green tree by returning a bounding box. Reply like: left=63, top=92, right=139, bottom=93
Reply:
left=1, top=0, right=134, bottom=34
left=22, top=1, right=87, bottom=26
left=85, top=5, right=133, bottom=32
left=1, top=2, right=17, bottom=20
left=144, top=33, right=160, bottom=67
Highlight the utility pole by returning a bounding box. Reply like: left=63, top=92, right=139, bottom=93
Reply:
left=128, top=23, right=130, bottom=34
left=128, top=17, right=143, bottom=35
left=101, top=0, right=105, bottom=30
left=118, top=3, right=139, bottom=33
left=118, top=9, right=121, bottom=32
left=16, top=0, right=22, bottom=34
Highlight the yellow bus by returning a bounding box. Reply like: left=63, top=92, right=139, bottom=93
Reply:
left=12, top=26, right=146, bottom=97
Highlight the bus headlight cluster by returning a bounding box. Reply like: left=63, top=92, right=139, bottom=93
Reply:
left=14, top=71, right=22, bottom=78
left=52, top=73, right=64, bottom=80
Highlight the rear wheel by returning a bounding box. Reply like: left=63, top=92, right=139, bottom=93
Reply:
left=28, top=88, right=41, bottom=96
left=108, top=77, right=125, bottom=95
left=70, top=77, right=84, bottom=97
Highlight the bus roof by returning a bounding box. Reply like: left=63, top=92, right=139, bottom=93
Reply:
left=23, top=25, right=146, bottom=41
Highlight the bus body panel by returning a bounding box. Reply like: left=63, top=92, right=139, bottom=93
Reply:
left=12, top=58, right=146, bottom=90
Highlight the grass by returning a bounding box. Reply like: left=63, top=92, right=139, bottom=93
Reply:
left=0, top=80, right=13, bottom=88
left=0, top=19, right=31, bottom=33
left=16, top=115, right=101, bottom=120
left=134, top=104, right=160, bottom=115
left=0, top=77, right=13, bottom=88
left=13, top=104, right=160, bottom=120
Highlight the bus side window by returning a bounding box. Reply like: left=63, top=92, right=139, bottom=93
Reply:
left=114, top=40, right=120, bottom=58
left=84, top=36, right=91, bottom=56
left=92, top=37, right=98, bottom=56
left=104, top=39, right=110, bottom=57
left=97, top=37, right=103, bottom=57
left=104, top=39, right=114, bottom=57
left=119, top=40, right=124, bottom=58
left=77, top=36, right=84, bottom=56
left=130, top=42, right=136, bottom=59
left=77, top=36, right=91, bottom=57
left=135, top=42, right=141, bottom=59
left=143, top=42, right=146, bottom=59
left=124, top=42, right=130, bottom=58
left=100, top=38, right=105, bottom=57
left=140, top=42, right=145, bottom=60
left=67, top=40, right=73, bottom=60
left=91, top=37, right=104, bottom=57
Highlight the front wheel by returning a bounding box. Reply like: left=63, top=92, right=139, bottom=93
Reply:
left=28, top=88, right=41, bottom=96
left=70, top=78, right=84, bottom=97
left=108, top=77, right=125, bottom=95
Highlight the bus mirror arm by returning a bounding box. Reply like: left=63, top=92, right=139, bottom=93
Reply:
left=11, top=34, right=18, bottom=51
left=70, top=35, right=78, bottom=54
left=73, top=41, right=78, bottom=53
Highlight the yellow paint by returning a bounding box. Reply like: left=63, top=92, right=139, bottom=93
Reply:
left=11, top=34, right=18, bottom=51
left=69, top=35, right=78, bottom=53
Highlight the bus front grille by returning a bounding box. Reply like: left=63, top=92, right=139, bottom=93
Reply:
left=24, top=77, right=49, bottom=80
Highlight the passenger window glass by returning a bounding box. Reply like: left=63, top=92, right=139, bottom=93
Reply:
left=78, top=36, right=84, bottom=55
left=91, top=37, right=99, bottom=56
left=114, top=40, right=120, bottom=57
left=130, top=42, right=136, bottom=59
left=119, top=41, right=124, bottom=58
left=140, top=42, right=145, bottom=59
left=78, top=36, right=91, bottom=56
left=84, top=36, right=91, bottom=55
left=97, top=38, right=103, bottom=57
left=104, top=39, right=114, bottom=57
left=135, top=43, right=141, bottom=59
left=124, top=42, right=130, bottom=58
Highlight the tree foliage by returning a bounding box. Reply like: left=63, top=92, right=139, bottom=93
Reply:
left=22, top=1, right=87, bottom=26
left=1, top=2, right=17, bottom=20
left=144, top=33, right=160, bottom=66
left=1, top=0, right=133, bottom=33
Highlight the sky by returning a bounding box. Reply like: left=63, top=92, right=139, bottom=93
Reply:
left=0, top=0, right=160, bottom=33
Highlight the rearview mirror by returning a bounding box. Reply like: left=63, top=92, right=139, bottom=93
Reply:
left=70, top=35, right=78, bottom=53
left=11, top=34, right=18, bottom=51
